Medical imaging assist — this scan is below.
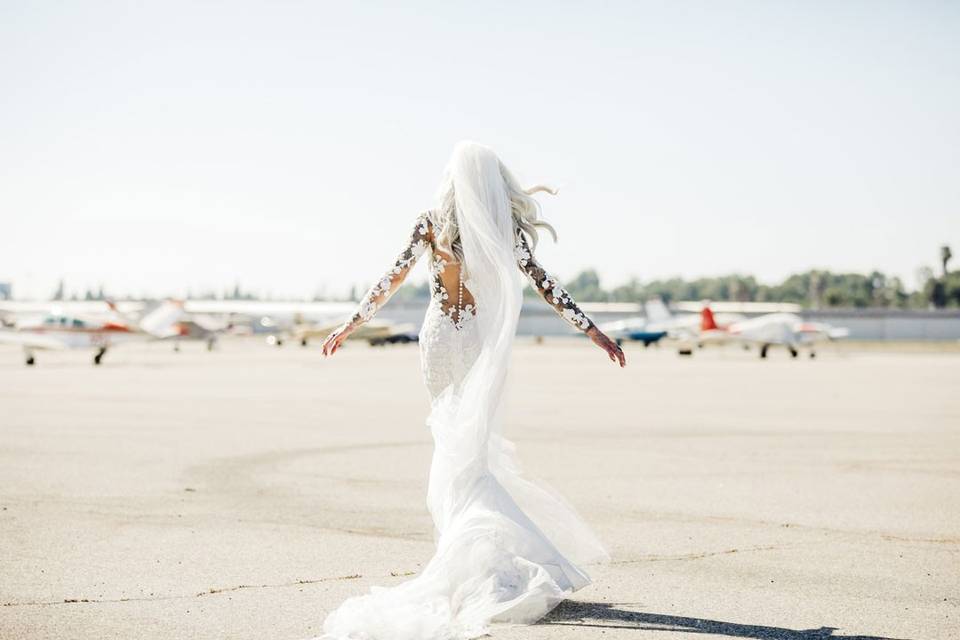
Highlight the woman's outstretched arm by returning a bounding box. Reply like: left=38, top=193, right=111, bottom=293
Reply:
left=514, top=230, right=626, bottom=367
left=322, top=213, right=432, bottom=356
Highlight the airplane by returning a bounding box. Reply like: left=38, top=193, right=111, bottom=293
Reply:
left=596, top=317, right=668, bottom=347
left=0, top=300, right=184, bottom=365
left=292, top=318, right=419, bottom=347
left=598, top=299, right=688, bottom=347
left=169, top=313, right=230, bottom=351
left=698, top=305, right=849, bottom=358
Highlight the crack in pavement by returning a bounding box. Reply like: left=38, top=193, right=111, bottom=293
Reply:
left=611, top=543, right=789, bottom=564
left=1, top=573, right=366, bottom=608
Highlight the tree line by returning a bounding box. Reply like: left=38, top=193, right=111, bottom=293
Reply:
left=561, top=245, right=959, bottom=309
left=391, top=245, right=960, bottom=310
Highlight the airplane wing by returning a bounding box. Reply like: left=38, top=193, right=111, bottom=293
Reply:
left=0, top=331, right=67, bottom=350
left=188, top=314, right=229, bottom=332
left=733, top=313, right=801, bottom=345
left=139, top=301, right=186, bottom=339
left=182, top=300, right=356, bottom=320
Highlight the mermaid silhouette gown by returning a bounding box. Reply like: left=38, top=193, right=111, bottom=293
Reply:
left=320, top=210, right=607, bottom=640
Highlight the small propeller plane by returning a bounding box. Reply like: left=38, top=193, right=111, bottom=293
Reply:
left=0, top=300, right=185, bottom=365
left=697, top=305, right=849, bottom=358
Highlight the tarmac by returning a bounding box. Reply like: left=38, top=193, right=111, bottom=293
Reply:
left=0, top=338, right=957, bottom=640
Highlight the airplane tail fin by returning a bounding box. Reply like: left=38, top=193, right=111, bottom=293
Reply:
left=139, top=300, right=185, bottom=338
left=700, top=305, right=719, bottom=331
left=644, top=298, right=672, bottom=323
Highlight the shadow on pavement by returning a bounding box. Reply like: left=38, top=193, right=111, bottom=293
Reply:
left=539, top=601, right=911, bottom=640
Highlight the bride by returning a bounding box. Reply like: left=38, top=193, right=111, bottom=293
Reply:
left=319, top=141, right=625, bottom=640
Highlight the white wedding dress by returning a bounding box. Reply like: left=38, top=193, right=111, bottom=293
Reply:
left=321, top=145, right=607, bottom=640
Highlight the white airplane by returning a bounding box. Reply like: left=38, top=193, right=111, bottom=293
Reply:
left=291, top=318, right=419, bottom=348
left=0, top=301, right=185, bottom=365
left=698, top=305, right=849, bottom=358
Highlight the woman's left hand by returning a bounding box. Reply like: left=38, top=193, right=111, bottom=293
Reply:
left=321, top=323, right=354, bottom=357
left=587, top=326, right=626, bottom=367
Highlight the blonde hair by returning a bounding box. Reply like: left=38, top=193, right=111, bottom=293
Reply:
left=430, top=157, right=558, bottom=263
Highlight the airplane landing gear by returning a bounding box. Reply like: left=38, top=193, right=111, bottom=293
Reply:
left=789, top=346, right=799, bottom=358
left=760, top=344, right=770, bottom=359
left=93, top=347, right=107, bottom=365
left=25, top=351, right=35, bottom=366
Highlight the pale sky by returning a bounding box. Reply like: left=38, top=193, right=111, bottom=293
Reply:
left=1, top=1, right=957, bottom=300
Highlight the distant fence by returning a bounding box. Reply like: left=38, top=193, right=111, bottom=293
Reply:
left=802, top=309, right=960, bottom=341
left=379, top=302, right=960, bottom=341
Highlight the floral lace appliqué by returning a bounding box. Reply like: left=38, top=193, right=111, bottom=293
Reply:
left=514, top=231, right=593, bottom=332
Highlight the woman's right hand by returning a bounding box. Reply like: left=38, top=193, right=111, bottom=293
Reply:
left=321, top=322, right=355, bottom=357
left=587, top=326, right=626, bottom=367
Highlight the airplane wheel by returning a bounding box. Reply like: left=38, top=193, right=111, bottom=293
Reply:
left=275, top=338, right=284, bottom=347
left=678, top=349, right=693, bottom=356
left=809, top=351, right=817, bottom=359
left=301, top=338, right=308, bottom=347
left=25, top=356, right=35, bottom=366
left=789, top=348, right=799, bottom=359
left=760, top=344, right=769, bottom=359
left=94, top=347, right=106, bottom=365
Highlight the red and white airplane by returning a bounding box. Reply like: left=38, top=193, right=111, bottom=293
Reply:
left=697, top=305, right=849, bottom=358
left=0, top=301, right=185, bottom=366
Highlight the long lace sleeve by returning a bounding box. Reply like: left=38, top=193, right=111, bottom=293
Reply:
left=513, top=230, right=595, bottom=333
left=346, top=213, right=432, bottom=328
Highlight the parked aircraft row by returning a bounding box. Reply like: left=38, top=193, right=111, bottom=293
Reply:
left=600, top=300, right=849, bottom=358
left=0, top=298, right=847, bottom=365
left=0, top=300, right=417, bottom=365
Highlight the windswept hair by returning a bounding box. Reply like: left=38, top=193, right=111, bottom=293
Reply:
left=430, top=159, right=558, bottom=264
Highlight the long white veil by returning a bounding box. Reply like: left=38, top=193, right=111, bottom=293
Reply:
left=322, top=142, right=607, bottom=640
left=426, top=142, right=523, bottom=528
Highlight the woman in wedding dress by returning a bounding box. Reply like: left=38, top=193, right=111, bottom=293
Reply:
left=318, top=141, right=625, bottom=640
